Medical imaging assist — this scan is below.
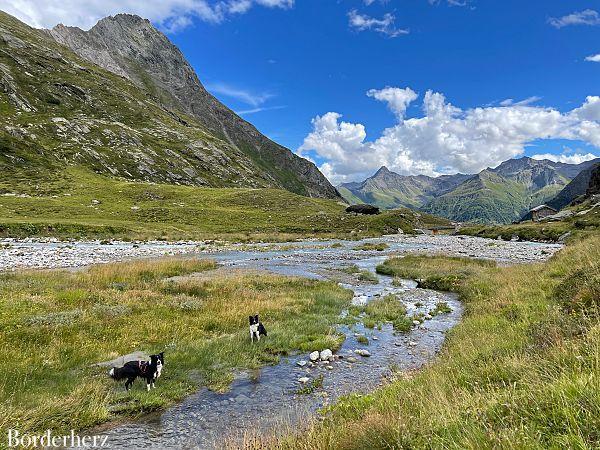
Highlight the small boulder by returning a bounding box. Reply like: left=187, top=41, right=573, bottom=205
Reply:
left=347, top=356, right=358, bottom=363
left=320, top=349, right=333, bottom=361
left=309, top=351, right=320, bottom=362
left=297, top=360, right=307, bottom=368
left=355, top=349, right=371, bottom=357
left=298, top=377, right=310, bottom=384
left=345, top=204, right=380, bottom=215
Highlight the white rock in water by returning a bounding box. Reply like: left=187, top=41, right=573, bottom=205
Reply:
left=425, top=314, right=433, bottom=320
left=297, top=360, right=307, bottom=367
left=355, top=349, right=371, bottom=357
left=309, top=351, right=320, bottom=362
left=347, top=356, right=358, bottom=363
left=298, top=377, right=310, bottom=384
left=413, top=320, right=421, bottom=326
left=408, top=341, right=417, bottom=347
left=372, top=336, right=379, bottom=340
left=320, top=349, right=333, bottom=361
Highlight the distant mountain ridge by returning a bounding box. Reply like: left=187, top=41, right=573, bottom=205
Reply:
left=340, top=157, right=600, bottom=223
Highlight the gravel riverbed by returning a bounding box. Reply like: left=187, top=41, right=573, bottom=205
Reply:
left=0, top=234, right=562, bottom=271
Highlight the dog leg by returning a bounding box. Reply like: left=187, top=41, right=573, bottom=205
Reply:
left=257, top=332, right=261, bottom=342
left=146, top=383, right=151, bottom=392
left=250, top=330, right=254, bottom=342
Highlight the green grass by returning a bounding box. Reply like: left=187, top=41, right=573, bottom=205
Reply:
left=376, top=255, right=495, bottom=291
left=352, top=242, right=389, bottom=252
left=264, top=234, right=600, bottom=449
left=459, top=197, right=600, bottom=242
left=0, top=258, right=354, bottom=435
left=356, top=270, right=378, bottom=284
left=0, top=168, right=447, bottom=242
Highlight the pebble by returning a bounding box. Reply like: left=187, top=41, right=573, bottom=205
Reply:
left=355, top=349, right=371, bottom=357
left=296, top=360, right=307, bottom=368
left=309, top=351, right=319, bottom=362
left=347, top=356, right=358, bottom=363
left=298, top=377, right=310, bottom=384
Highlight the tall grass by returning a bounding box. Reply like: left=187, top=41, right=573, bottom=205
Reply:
left=0, top=258, right=352, bottom=435
left=259, top=235, right=600, bottom=449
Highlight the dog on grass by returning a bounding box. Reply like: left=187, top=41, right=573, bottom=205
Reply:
left=109, top=352, right=164, bottom=391
left=249, top=314, right=267, bottom=342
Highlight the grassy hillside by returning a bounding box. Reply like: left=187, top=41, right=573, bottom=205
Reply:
left=0, top=10, right=337, bottom=198
left=424, top=171, right=536, bottom=224
left=0, top=168, right=448, bottom=241
left=266, top=235, right=600, bottom=449
left=460, top=197, right=600, bottom=242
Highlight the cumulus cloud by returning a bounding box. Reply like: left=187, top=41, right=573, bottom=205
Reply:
left=548, top=9, right=600, bottom=28
left=585, top=54, right=600, bottom=62
left=348, top=10, right=409, bottom=37
left=0, top=0, right=294, bottom=31
left=367, top=87, right=418, bottom=118
left=531, top=153, right=599, bottom=165
left=298, top=89, right=600, bottom=184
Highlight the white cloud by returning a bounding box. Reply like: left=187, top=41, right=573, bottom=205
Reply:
left=585, top=54, right=600, bottom=62
left=0, top=0, right=294, bottom=31
left=298, top=89, right=600, bottom=184
left=531, top=153, right=598, bottom=165
left=236, top=105, right=286, bottom=115
left=348, top=9, right=409, bottom=38
left=367, top=87, right=418, bottom=118
left=548, top=9, right=600, bottom=28
left=499, top=96, right=542, bottom=107
left=205, top=82, right=273, bottom=106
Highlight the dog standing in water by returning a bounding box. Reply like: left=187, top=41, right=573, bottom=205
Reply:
left=109, top=352, right=164, bottom=391
left=249, top=315, right=267, bottom=342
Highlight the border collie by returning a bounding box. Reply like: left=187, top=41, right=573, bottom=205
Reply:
left=249, top=314, right=267, bottom=342
left=109, top=352, right=164, bottom=391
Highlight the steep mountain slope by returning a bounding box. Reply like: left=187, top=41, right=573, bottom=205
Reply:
left=424, top=157, right=599, bottom=223
left=0, top=10, right=338, bottom=198
left=338, top=166, right=469, bottom=209
left=548, top=163, right=600, bottom=209
left=47, top=14, right=339, bottom=199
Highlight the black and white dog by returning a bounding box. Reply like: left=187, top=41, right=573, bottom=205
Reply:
left=249, top=315, right=267, bottom=342
left=109, top=352, right=164, bottom=391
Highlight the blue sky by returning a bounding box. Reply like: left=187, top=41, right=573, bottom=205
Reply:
left=2, top=0, right=600, bottom=182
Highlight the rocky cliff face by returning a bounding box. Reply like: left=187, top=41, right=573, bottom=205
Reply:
left=48, top=14, right=339, bottom=199
left=548, top=162, right=600, bottom=209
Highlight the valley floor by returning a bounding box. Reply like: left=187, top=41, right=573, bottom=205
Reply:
left=0, top=235, right=563, bottom=448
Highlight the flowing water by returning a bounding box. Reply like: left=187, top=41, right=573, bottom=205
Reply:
left=71, top=236, right=560, bottom=449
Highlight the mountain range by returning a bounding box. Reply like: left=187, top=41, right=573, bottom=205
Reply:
left=0, top=11, right=339, bottom=199
left=339, top=157, right=600, bottom=223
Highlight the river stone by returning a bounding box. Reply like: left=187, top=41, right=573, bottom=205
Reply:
left=326, top=365, right=333, bottom=370
left=309, top=351, right=319, bottom=362
left=298, top=377, right=310, bottom=384
left=347, top=356, right=358, bottom=363
left=320, top=349, right=333, bottom=361
left=408, top=341, right=417, bottom=347
left=355, top=349, right=371, bottom=357
left=412, top=320, right=420, bottom=326
left=297, top=360, right=307, bottom=368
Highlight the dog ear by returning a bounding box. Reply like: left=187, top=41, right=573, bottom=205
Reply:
left=249, top=315, right=253, bottom=324
left=255, top=314, right=259, bottom=321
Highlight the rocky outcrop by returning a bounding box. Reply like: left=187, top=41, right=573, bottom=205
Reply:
left=586, top=164, right=600, bottom=197
left=48, top=14, right=340, bottom=199
left=346, top=204, right=380, bottom=215
left=548, top=163, right=600, bottom=209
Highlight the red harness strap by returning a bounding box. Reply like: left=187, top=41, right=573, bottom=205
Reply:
left=138, top=360, right=149, bottom=375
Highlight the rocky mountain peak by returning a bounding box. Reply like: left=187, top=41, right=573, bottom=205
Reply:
left=47, top=14, right=340, bottom=199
